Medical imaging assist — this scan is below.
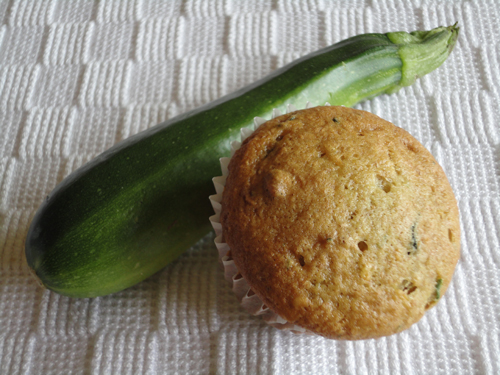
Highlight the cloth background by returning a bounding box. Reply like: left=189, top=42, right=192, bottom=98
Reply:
left=1, top=0, right=499, bottom=374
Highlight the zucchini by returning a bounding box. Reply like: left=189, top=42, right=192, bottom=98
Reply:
left=25, top=25, right=459, bottom=298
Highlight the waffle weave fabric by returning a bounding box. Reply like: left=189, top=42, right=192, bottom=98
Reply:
left=0, top=0, right=499, bottom=374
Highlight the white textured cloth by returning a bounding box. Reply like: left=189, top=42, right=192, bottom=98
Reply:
left=1, top=0, right=499, bottom=374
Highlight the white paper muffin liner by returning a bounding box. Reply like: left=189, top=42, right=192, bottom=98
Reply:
left=209, top=102, right=332, bottom=335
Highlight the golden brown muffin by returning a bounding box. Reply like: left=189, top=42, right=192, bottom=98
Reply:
left=220, top=106, right=460, bottom=340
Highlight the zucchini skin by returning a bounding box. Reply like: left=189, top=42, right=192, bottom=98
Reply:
left=25, top=26, right=458, bottom=298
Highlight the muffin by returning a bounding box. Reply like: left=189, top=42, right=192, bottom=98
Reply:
left=210, top=105, right=460, bottom=340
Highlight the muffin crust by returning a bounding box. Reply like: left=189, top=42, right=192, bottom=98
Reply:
left=220, top=106, right=460, bottom=340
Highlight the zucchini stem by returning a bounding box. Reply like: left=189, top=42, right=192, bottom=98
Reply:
left=387, top=23, right=459, bottom=92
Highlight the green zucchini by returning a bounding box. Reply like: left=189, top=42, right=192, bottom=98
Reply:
left=25, top=25, right=459, bottom=298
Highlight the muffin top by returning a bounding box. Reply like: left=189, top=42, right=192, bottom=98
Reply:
left=220, top=105, right=460, bottom=340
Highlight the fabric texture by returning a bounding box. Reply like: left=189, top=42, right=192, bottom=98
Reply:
left=0, top=0, right=499, bottom=374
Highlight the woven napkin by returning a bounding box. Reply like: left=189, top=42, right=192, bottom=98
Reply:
left=0, top=0, right=499, bottom=374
